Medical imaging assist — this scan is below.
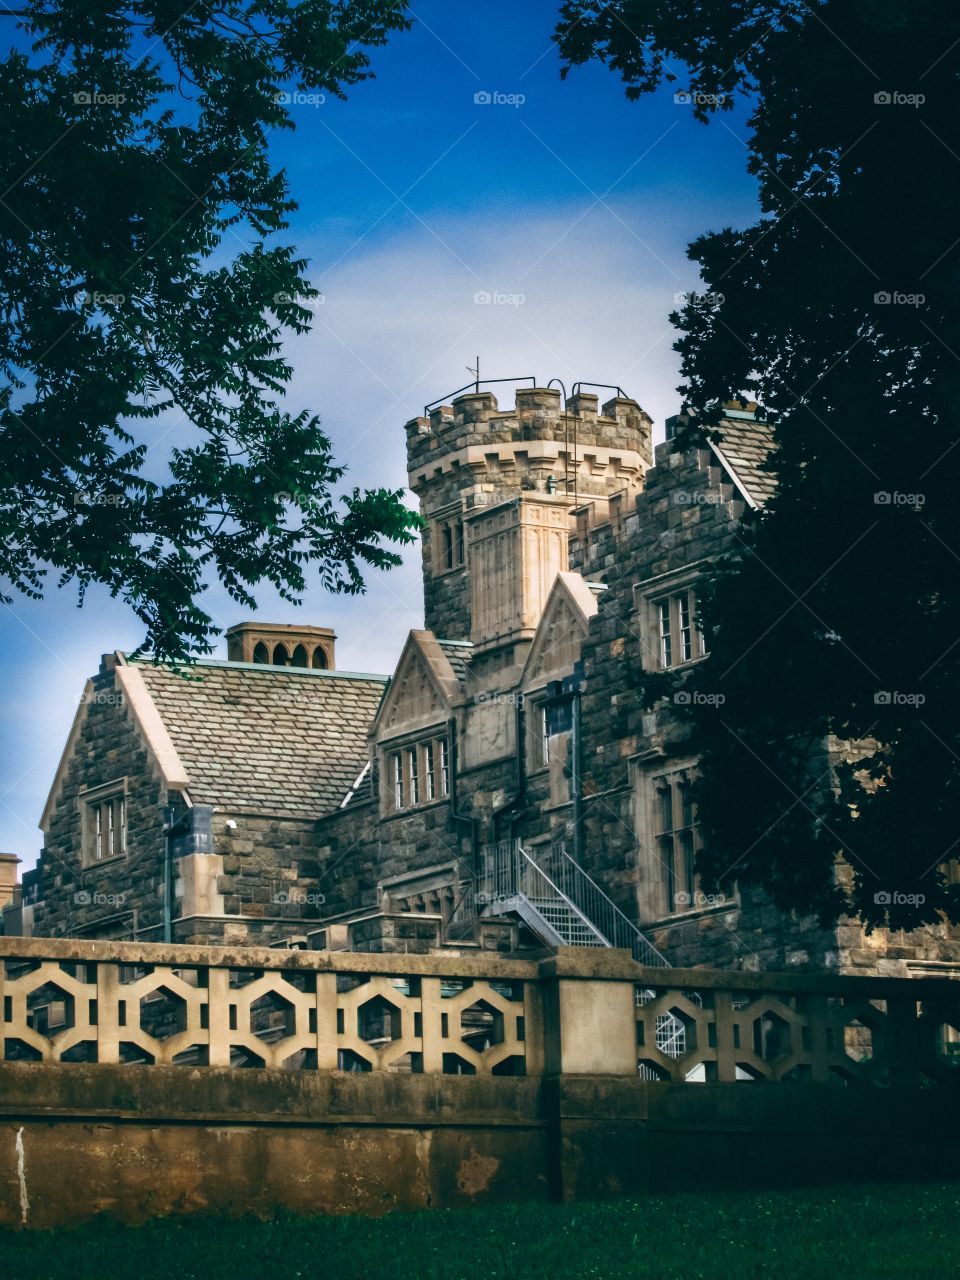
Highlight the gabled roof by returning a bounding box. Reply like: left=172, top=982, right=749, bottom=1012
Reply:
left=710, top=413, right=777, bottom=508
left=374, top=631, right=463, bottom=738
left=436, top=638, right=473, bottom=686
left=130, top=657, right=386, bottom=818
left=521, top=572, right=598, bottom=689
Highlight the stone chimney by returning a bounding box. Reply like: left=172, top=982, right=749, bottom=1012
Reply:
left=226, top=622, right=336, bottom=670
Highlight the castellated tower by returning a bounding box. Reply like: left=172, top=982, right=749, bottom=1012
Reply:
left=405, top=385, right=653, bottom=673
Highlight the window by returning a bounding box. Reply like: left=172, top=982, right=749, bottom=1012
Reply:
left=406, top=746, right=419, bottom=807
left=651, top=588, right=705, bottom=669
left=650, top=771, right=700, bottom=917
left=657, top=599, right=672, bottom=669
left=391, top=752, right=403, bottom=811
left=528, top=697, right=573, bottom=807
left=386, top=736, right=451, bottom=812
left=437, top=517, right=465, bottom=573
left=81, top=780, right=127, bottom=866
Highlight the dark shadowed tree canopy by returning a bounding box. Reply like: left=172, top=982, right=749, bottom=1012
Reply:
left=556, top=1, right=960, bottom=929
left=0, top=0, right=418, bottom=662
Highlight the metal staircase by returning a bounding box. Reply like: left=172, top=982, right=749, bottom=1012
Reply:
left=479, top=839, right=670, bottom=968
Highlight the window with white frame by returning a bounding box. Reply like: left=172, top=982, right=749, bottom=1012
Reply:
left=531, top=703, right=551, bottom=770
left=639, top=768, right=702, bottom=919
left=406, top=746, right=419, bottom=806
left=385, top=735, right=451, bottom=813
left=652, top=587, right=705, bottom=669
left=80, top=779, right=128, bottom=866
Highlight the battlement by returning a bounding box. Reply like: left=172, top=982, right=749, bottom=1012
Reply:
left=405, top=386, right=653, bottom=500
left=408, top=382, right=655, bottom=646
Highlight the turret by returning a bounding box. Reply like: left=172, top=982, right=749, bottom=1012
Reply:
left=405, top=385, right=652, bottom=646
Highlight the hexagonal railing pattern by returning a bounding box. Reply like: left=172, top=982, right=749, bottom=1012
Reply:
left=0, top=945, right=530, bottom=1074
left=636, top=981, right=960, bottom=1085
left=1, top=939, right=957, bottom=1085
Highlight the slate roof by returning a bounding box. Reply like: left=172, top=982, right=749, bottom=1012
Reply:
left=711, top=413, right=777, bottom=507
left=436, top=639, right=473, bottom=686
left=129, top=657, right=387, bottom=818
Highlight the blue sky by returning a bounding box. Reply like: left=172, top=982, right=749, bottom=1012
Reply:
left=0, top=1, right=761, bottom=866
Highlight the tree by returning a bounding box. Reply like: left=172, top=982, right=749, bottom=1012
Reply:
left=556, top=1, right=960, bottom=929
left=0, top=0, right=418, bottom=662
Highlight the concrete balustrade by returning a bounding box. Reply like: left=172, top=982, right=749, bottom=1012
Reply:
left=0, top=938, right=957, bottom=1226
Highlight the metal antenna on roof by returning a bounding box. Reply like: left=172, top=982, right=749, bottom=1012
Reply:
left=467, top=357, right=479, bottom=393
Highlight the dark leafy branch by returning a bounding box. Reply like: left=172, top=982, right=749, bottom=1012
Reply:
left=0, top=0, right=418, bottom=663
left=556, top=0, right=960, bottom=931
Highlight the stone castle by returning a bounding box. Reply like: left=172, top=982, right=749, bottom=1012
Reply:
left=4, top=383, right=959, bottom=980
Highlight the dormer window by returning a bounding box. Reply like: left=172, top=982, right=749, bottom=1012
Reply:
left=635, top=569, right=709, bottom=672
left=654, top=589, right=704, bottom=668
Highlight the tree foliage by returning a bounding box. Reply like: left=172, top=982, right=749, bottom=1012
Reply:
left=556, top=1, right=960, bottom=929
left=0, top=0, right=417, bottom=661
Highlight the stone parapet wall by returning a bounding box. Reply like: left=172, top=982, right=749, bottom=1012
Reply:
left=0, top=939, right=957, bottom=1227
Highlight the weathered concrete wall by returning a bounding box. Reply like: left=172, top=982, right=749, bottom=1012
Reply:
left=2, top=1067, right=959, bottom=1229
left=0, top=1068, right=551, bottom=1226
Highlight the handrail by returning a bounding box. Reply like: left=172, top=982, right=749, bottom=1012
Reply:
left=480, top=839, right=670, bottom=969
left=479, top=840, right=607, bottom=946
left=423, top=376, right=538, bottom=415
left=537, top=842, right=670, bottom=968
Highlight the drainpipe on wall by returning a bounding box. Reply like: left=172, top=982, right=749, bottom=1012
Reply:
left=571, top=688, right=583, bottom=867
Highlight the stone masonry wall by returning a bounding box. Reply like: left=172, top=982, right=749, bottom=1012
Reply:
left=32, top=663, right=169, bottom=940
left=570, top=438, right=959, bottom=974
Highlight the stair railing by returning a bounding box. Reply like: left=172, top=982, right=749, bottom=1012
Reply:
left=480, top=840, right=608, bottom=945
left=533, top=841, right=670, bottom=969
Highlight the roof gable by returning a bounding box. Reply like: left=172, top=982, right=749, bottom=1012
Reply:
left=521, top=572, right=598, bottom=689
left=39, top=664, right=189, bottom=834
left=375, top=631, right=460, bottom=738
left=710, top=415, right=777, bottom=508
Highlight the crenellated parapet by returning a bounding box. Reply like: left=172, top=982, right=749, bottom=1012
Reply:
left=406, top=385, right=654, bottom=643
left=406, top=387, right=652, bottom=508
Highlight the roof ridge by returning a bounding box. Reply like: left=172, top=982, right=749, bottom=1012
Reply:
left=124, top=654, right=388, bottom=682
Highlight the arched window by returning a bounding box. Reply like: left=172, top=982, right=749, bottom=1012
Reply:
left=311, top=647, right=328, bottom=670
left=291, top=644, right=308, bottom=667
left=272, top=643, right=288, bottom=666
left=252, top=642, right=269, bottom=665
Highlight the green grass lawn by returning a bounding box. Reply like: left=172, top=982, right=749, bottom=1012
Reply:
left=3, top=1183, right=958, bottom=1279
